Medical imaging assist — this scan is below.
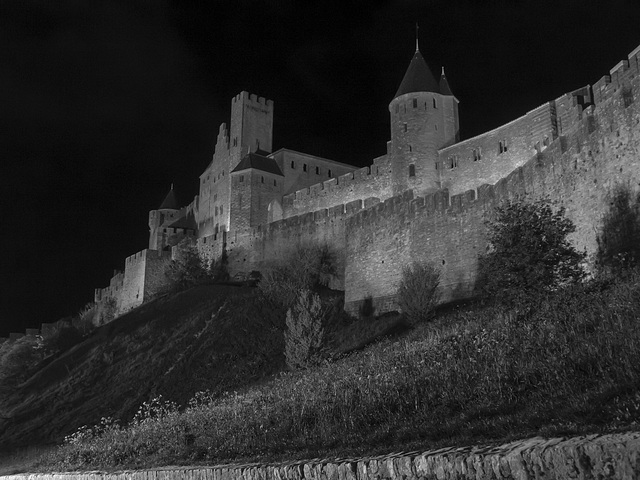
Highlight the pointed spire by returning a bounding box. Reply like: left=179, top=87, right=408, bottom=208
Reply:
left=394, top=50, right=440, bottom=98
left=158, top=184, right=178, bottom=210
left=415, top=23, right=419, bottom=52
left=439, top=66, right=454, bottom=96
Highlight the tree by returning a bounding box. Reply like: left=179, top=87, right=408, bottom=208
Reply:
left=164, top=238, right=214, bottom=291
left=596, top=185, right=640, bottom=275
left=284, top=289, right=326, bottom=370
left=476, top=198, right=586, bottom=305
left=397, top=261, right=441, bottom=325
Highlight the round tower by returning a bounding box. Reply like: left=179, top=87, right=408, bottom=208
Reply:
left=389, top=39, right=459, bottom=196
left=148, top=185, right=180, bottom=251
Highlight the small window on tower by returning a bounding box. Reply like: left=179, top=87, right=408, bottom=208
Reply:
left=291, top=161, right=295, bottom=169
left=274, top=179, right=277, bottom=186
left=239, top=175, right=244, bottom=183
left=303, top=164, right=307, bottom=172
left=261, top=176, right=264, bottom=183
left=328, top=169, right=332, bottom=177
left=409, top=164, right=416, bottom=177
left=315, top=166, right=319, bottom=174
left=404, top=123, right=408, bottom=132
left=412, top=98, right=417, bottom=108
left=215, top=206, right=218, bottom=216
left=220, top=205, right=223, bottom=214
left=433, top=98, right=437, bottom=109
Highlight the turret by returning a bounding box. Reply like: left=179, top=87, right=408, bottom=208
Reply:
left=148, top=185, right=181, bottom=250
left=388, top=38, right=459, bottom=195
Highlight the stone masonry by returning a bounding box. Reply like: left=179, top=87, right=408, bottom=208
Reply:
left=93, top=41, right=640, bottom=320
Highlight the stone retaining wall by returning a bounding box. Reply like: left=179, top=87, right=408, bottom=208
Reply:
left=3, top=432, right=639, bottom=480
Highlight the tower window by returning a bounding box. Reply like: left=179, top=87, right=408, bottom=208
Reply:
left=303, top=163, right=307, bottom=172
left=291, top=161, right=295, bottom=169
left=261, top=176, right=264, bottom=183
left=239, top=175, right=244, bottom=183
left=499, top=140, right=508, bottom=154
left=433, top=98, right=437, bottom=109
left=315, top=166, right=320, bottom=174
left=404, top=123, right=408, bottom=132
left=408, top=145, right=412, bottom=152
left=220, top=205, right=223, bottom=214
left=435, top=124, right=438, bottom=131
left=274, top=179, right=277, bottom=186
left=328, top=169, right=332, bottom=177
left=472, top=148, right=482, bottom=161
left=412, top=98, right=417, bottom=108
left=215, top=206, right=218, bottom=216
left=409, top=164, right=416, bottom=177
left=448, top=155, right=458, bottom=169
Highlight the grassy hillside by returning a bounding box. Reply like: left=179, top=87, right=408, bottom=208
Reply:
left=0, top=285, right=288, bottom=451
left=3, top=273, right=640, bottom=473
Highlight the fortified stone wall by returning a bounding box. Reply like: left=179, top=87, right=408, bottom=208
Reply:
left=282, top=160, right=393, bottom=219
left=438, top=102, right=558, bottom=196
left=344, top=71, right=640, bottom=314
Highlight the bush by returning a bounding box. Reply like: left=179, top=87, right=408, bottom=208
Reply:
left=259, top=244, right=336, bottom=309
left=476, top=198, right=586, bottom=306
left=0, top=336, right=41, bottom=385
left=397, top=261, right=441, bottom=325
left=164, top=239, right=216, bottom=291
left=284, top=290, right=326, bottom=370
left=40, top=322, right=83, bottom=356
left=596, top=184, right=640, bottom=275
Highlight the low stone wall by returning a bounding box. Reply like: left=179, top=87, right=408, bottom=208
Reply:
left=3, top=432, right=639, bottom=480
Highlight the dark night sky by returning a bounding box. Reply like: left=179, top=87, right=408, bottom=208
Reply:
left=1, top=0, right=639, bottom=336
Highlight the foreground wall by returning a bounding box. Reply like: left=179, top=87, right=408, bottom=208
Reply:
left=344, top=72, right=640, bottom=315
left=3, top=432, right=640, bottom=480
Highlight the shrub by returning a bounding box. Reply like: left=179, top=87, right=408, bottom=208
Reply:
left=40, top=322, right=83, bottom=356
left=259, top=244, right=336, bottom=309
left=74, top=303, right=98, bottom=335
left=284, top=289, right=326, bottom=370
left=0, top=336, right=41, bottom=385
left=397, top=261, right=441, bottom=325
left=476, top=198, right=586, bottom=306
left=164, top=239, right=215, bottom=291
left=596, top=184, right=640, bottom=275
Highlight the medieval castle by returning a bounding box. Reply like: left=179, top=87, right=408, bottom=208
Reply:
left=93, top=41, right=640, bottom=318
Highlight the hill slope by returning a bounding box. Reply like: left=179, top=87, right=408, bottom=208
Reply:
left=0, top=285, right=286, bottom=450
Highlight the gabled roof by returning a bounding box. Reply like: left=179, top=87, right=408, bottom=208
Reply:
left=168, top=211, right=197, bottom=231
left=439, top=67, right=454, bottom=96
left=231, top=152, right=284, bottom=176
left=394, top=48, right=441, bottom=98
left=158, top=186, right=179, bottom=210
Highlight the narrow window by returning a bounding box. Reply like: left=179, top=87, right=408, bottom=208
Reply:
left=328, top=169, right=332, bottom=177
left=473, top=148, right=482, bottom=161
left=433, top=98, right=437, bottom=108
left=315, top=166, right=319, bottom=174
left=239, top=175, right=244, bottom=183
left=435, top=124, right=438, bottom=131
left=409, top=145, right=412, bottom=152
left=409, top=164, right=416, bottom=177
left=220, top=205, right=223, bottom=215
left=404, top=123, right=407, bottom=132
left=448, top=155, right=458, bottom=169
left=303, top=163, right=307, bottom=172
left=424, top=102, right=427, bottom=110
left=412, top=98, right=417, bottom=108
left=215, top=206, right=218, bottom=216
left=261, top=176, right=264, bottom=183
left=291, top=161, right=295, bottom=169
left=273, top=179, right=277, bottom=186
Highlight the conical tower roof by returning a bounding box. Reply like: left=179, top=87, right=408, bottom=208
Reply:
left=158, top=185, right=178, bottom=210
left=394, top=48, right=441, bottom=98
left=439, top=67, right=454, bottom=96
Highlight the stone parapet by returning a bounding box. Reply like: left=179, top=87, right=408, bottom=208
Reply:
left=3, top=432, right=639, bottom=480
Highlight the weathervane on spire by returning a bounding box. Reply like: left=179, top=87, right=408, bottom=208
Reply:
left=415, top=22, right=419, bottom=52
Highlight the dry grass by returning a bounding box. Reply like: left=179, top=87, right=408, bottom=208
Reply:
left=36, top=270, right=640, bottom=471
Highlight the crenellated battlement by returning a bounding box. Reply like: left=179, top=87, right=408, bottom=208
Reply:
left=232, top=91, right=274, bottom=108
